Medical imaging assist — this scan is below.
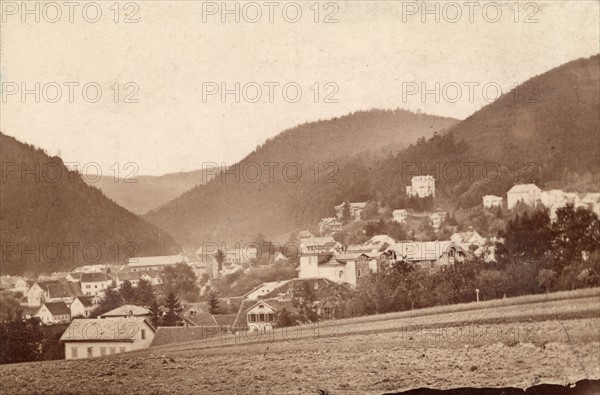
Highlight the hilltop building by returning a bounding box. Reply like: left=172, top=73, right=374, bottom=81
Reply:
left=392, top=209, right=408, bottom=223
left=406, top=175, right=435, bottom=198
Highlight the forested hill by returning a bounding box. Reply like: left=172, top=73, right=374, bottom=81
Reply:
left=146, top=55, right=599, bottom=248
left=144, top=109, right=458, bottom=246
left=368, top=54, right=600, bottom=209
left=0, top=133, right=180, bottom=276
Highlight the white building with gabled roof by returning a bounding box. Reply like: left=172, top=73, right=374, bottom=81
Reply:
left=61, top=317, right=155, bottom=359
left=506, top=183, right=542, bottom=209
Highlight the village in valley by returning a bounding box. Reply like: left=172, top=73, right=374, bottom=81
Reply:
left=1, top=175, right=599, bottom=362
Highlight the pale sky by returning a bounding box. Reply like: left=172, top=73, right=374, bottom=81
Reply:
left=1, top=1, right=598, bottom=175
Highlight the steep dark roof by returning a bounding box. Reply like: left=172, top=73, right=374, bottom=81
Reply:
left=101, top=305, right=151, bottom=317
left=183, top=311, right=216, bottom=327
left=80, top=273, right=109, bottom=283
left=74, top=296, right=93, bottom=307
left=212, top=314, right=237, bottom=328
left=111, top=271, right=141, bottom=281
left=260, top=278, right=334, bottom=299
left=150, top=326, right=218, bottom=348
left=43, top=301, right=70, bottom=316
left=47, top=282, right=83, bottom=298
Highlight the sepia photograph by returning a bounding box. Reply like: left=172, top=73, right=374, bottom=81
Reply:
left=0, top=1, right=599, bottom=394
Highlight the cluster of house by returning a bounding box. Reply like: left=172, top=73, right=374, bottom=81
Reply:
left=320, top=177, right=440, bottom=236
left=6, top=254, right=199, bottom=325
left=502, top=183, right=600, bottom=219
left=297, top=230, right=496, bottom=287
left=60, top=277, right=339, bottom=359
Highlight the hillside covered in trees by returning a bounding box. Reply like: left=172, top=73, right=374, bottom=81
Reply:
left=0, top=133, right=180, bottom=275
left=144, top=109, right=458, bottom=246
left=146, top=55, right=599, bottom=248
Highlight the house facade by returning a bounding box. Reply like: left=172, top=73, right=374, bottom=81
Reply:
left=70, top=296, right=94, bottom=318
left=298, top=236, right=342, bottom=254
left=61, top=317, right=155, bottom=359
left=35, top=301, right=71, bottom=324
left=506, top=183, right=542, bottom=209
left=80, top=273, right=111, bottom=297
left=299, top=250, right=384, bottom=287
left=406, top=175, right=435, bottom=198
left=246, top=301, right=277, bottom=332
left=392, top=209, right=408, bottom=223
left=385, top=241, right=467, bottom=268
left=483, top=195, right=503, bottom=208
left=13, top=278, right=32, bottom=295
left=429, top=212, right=448, bottom=230
left=111, top=271, right=141, bottom=287
left=334, top=202, right=367, bottom=221
left=540, top=190, right=580, bottom=220
left=318, top=217, right=342, bottom=235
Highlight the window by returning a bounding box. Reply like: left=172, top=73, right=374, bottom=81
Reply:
left=86, top=284, right=90, bottom=289
left=100, top=347, right=106, bottom=356
left=338, top=271, right=343, bottom=278
left=71, top=347, right=78, bottom=359
left=94, top=285, right=98, bottom=288
left=258, top=313, right=265, bottom=322
left=119, top=347, right=126, bottom=353
left=267, top=313, right=274, bottom=322
left=109, top=347, right=116, bottom=355
left=248, top=313, right=256, bottom=322
left=357, top=269, right=362, bottom=278
left=141, top=329, right=146, bottom=340
left=87, top=347, right=93, bottom=358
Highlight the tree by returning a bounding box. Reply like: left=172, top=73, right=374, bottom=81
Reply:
left=207, top=291, right=221, bottom=315
left=215, top=249, right=226, bottom=272
left=162, top=292, right=181, bottom=326
left=552, top=204, right=600, bottom=273
left=361, top=201, right=379, bottom=220
left=0, top=292, right=23, bottom=322
left=538, top=269, right=557, bottom=294
left=275, top=308, right=296, bottom=328
left=134, top=278, right=156, bottom=307
left=342, top=200, right=351, bottom=224
left=162, top=263, right=200, bottom=302
left=119, top=280, right=136, bottom=304
left=496, top=209, right=555, bottom=266
left=92, top=285, right=123, bottom=317
left=149, top=300, right=162, bottom=327
left=0, top=316, right=44, bottom=364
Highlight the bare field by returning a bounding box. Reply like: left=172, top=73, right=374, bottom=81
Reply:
left=2, top=290, right=599, bottom=395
